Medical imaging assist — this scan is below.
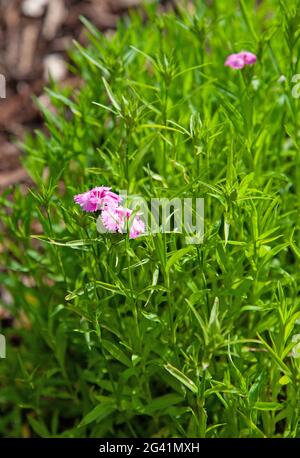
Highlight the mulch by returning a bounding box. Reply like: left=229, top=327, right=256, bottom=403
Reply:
left=0, top=0, right=173, bottom=189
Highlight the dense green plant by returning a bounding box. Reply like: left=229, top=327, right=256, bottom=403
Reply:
left=1, top=0, right=300, bottom=438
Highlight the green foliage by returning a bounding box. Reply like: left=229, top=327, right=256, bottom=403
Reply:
left=1, top=0, right=300, bottom=438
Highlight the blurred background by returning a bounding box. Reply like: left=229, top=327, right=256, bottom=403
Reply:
left=0, top=0, right=175, bottom=190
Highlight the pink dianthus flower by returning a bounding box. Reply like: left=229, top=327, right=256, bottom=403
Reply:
left=225, top=50, right=257, bottom=69
left=101, top=206, right=145, bottom=239
left=74, top=186, right=121, bottom=212
left=239, top=51, right=257, bottom=65
left=224, top=53, right=245, bottom=69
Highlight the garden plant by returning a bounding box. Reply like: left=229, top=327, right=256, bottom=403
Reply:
left=1, top=0, right=300, bottom=438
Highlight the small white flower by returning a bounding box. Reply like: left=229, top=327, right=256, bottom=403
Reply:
left=278, top=75, right=286, bottom=83
left=251, top=78, right=260, bottom=90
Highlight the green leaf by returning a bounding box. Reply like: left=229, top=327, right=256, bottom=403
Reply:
left=253, top=401, right=283, bottom=411
left=102, top=339, right=131, bottom=367
left=239, top=0, right=258, bottom=42
left=27, top=416, right=50, bottom=438
left=185, top=299, right=208, bottom=345
left=257, top=334, right=292, bottom=378
left=166, top=246, right=195, bottom=274
left=102, top=77, right=121, bottom=111
left=79, top=402, right=116, bottom=427
left=279, top=375, right=291, bottom=386
left=164, top=363, right=198, bottom=394
left=142, top=394, right=183, bottom=415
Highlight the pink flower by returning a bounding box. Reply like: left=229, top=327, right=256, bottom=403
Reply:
left=74, top=190, right=98, bottom=212
left=101, top=206, right=145, bottom=239
left=239, top=51, right=257, bottom=65
left=74, top=186, right=121, bottom=212
left=101, top=206, right=130, bottom=233
left=225, top=50, right=257, bottom=69
left=74, top=186, right=145, bottom=239
left=129, top=215, right=145, bottom=239
left=224, top=53, right=245, bottom=69
left=91, top=187, right=122, bottom=209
